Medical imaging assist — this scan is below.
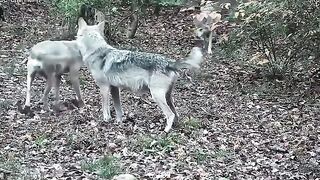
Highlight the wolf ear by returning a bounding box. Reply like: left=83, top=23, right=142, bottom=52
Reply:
left=78, top=17, right=87, bottom=29
left=97, top=20, right=105, bottom=34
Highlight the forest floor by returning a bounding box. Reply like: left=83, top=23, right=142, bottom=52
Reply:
left=0, top=2, right=319, bottom=180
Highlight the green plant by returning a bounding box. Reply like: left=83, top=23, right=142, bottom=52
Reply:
left=213, top=149, right=232, bottom=159
left=221, top=0, right=320, bottom=81
left=0, top=154, right=42, bottom=179
left=132, top=134, right=180, bottom=154
left=183, top=117, right=201, bottom=130
left=0, top=99, right=11, bottom=111
left=122, top=0, right=185, bottom=7
left=79, top=74, right=86, bottom=86
left=81, top=155, right=121, bottom=179
left=155, top=134, right=180, bottom=152
left=194, top=149, right=211, bottom=164
left=0, top=155, right=21, bottom=174
left=193, top=148, right=232, bottom=164
left=51, top=0, right=111, bottom=32
left=3, top=63, right=15, bottom=77
left=152, top=0, right=185, bottom=6
left=35, top=134, right=48, bottom=148
left=134, top=135, right=154, bottom=151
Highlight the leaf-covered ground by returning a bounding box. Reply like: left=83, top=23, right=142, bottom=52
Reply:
left=0, top=2, right=319, bottom=180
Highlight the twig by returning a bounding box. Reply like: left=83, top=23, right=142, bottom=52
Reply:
left=0, top=49, right=24, bottom=52
left=201, top=107, right=212, bottom=116
left=110, top=10, right=137, bottom=39
left=0, top=167, right=13, bottom=174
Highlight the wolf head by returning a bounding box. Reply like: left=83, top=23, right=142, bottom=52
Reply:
left=76, top=17, right=108, bottom=56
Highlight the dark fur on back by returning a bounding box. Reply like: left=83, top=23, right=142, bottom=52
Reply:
left=87, top=47, right=179, bottom=75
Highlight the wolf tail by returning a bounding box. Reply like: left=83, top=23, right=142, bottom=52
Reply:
left=174, top=47, right=204, bottom=70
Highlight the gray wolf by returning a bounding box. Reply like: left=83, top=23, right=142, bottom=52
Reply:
left=23, top=40, right=84, bottom=111
left=193, top=0, right=234, bottom=54
left=76, top=17, right=203, bottom=132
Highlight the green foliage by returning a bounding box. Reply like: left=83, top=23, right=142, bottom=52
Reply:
left=35, top=134, right=48, bottom=148
left=133, top=135, right=154, bottom=151
left=193, top=148, right=232, bottom=164
left=81, top=155, right=121, bottom=179
left=0, top=155, right=21, bottom=174
left=52, top=0, right=83, bottom=22
left=183, top=117, right=201, bottom=130
left=0, top=154, right=42, bottom=179
left=221, top=0, right=320, bottom=80
left=123, top=0, right=185, bottom=7
left=3, top=63, right=15, bottom=77
left=152, top=0, right=185, bottom=6
left=194, top=149, right=211, bottom=164
left=213, top=149, right=232, bottom=159
left=132, top=134, right=180, bottom=154
left=0, top=99, right=11, bottom=111
left=52, top=0, right=110, bottom=26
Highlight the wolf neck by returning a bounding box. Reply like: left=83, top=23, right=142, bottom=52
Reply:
left=83, top=44, right=114, bottom=68
left=83, top=40, right=112, bottom=59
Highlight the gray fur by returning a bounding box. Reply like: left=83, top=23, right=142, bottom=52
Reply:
left=24, top=40, right=85, bottom=111
left=76, top=17, right=203, bottom=132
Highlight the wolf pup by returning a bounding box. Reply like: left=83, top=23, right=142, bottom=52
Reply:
left=76, top=17, right=203, bottom=132
left=24, top=40, right=84, bottom=111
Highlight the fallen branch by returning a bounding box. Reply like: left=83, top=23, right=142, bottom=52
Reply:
left=0, top=167, right=14, bottom=174
left=0, top=49, right=24, bottom=52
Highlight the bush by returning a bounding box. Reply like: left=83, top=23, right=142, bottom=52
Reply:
left=81, top=155, right=121, bottom=179
left=221, top=0, right=320, bottom=80
left=51, top=0, right=185, bottom=39
left=52, top=0, right=111, bottom=29
left=122, top=0, right=185, bottom=7
left=152, top=0, right=185, bottom=6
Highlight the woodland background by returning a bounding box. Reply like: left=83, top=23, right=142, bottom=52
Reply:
left=0, top=0, right=319, bottom=179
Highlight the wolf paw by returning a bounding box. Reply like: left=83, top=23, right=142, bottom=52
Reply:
left=70, top=99, right=85, bottom=108
left=164, top=126, right=172, bottom=133
left=78, top=100, right=85, bottom=108
left=18, top=103, right=35, bottom=117
left=115, top=114, right=123, bottom=123
left=103, top=116, right=112, bottom=122
left=52, top=105, right=62, bottom=112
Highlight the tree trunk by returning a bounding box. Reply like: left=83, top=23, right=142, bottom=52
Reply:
left=126, top=13, right=138, bottom=39
left=126, top=0, right=139, bottom=39
left=79, top=4, right=95, bottom=25
left=154, top=5, right=161, bottom=16
left=121, top=0, right=129, bottom=6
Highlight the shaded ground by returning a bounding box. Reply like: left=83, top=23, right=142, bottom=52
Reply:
left=0, top=2, right=319, bottom=180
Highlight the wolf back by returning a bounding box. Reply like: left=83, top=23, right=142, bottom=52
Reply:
left=85, top=47, right=182, bottom=91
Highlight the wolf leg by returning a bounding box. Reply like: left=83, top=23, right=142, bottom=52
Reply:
left=165, top=85, right=179, bottom=128
left=70, top=71, right=85, bottom=107
left=42, top=73, right=54, bottom=111
left=151, top=88, right=176, bottom=133
left=165, top=85, right=178, bottom=117
left=110, top=86, right=123, bottom=123
left=207, top=31, right=213, bottom=54
left=53, top=74, right=61, bottom=112
left=25, top=67, right=36, bottom=108
left=99, top=84, right=111, bottom=121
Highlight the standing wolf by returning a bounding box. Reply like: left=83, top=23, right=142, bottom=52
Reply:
left=76, top=17, right=204, bottom=132
left=24, top=40, right=84, bottom=111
